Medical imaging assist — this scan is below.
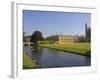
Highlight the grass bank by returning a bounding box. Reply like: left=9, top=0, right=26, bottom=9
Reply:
left=39, top=42, right=90, bottom=56
left=23, top=53, right=39, bottom=69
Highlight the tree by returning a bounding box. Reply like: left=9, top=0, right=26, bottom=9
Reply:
left=78, top=35, right=85, bottom=42
left=87, top=27, right=91, bottom=42
left=23, top=32, right=26, bottom=37
left=23, top=32, right=26, bottom=42
left=85, top=27, right=91, bottom=42
left=30, top=31, right=43, bottom=44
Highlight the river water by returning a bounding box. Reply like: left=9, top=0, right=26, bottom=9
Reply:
left=23, top=46, right=90, bottom=68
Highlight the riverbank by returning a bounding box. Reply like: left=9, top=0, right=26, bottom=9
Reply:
left=39, top=43, right=90, bottom=57
left=23, top=53, right=39, bottom=69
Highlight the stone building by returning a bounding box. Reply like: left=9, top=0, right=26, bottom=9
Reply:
left=46, top=34, right=78, bottom=44
left=58, top=35, right=78, bottom=44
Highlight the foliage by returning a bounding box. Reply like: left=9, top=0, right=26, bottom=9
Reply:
left=38, top=40, right=53, bottom=44
left=30, top=31, right=43, bottom=44
left=77, top=35, right=85, bottom=42
left=85, top=27, right=91, bottom=42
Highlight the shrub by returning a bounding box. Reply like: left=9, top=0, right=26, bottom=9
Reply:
left=38, top=41, right=53, bottom=44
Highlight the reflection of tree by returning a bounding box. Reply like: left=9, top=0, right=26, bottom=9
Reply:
left=84, top=56, right=91, bottom=66
left=31, top=47, right=43, bottom=65
left=34, top=46, right=43, bottom=53
left=84, top=50, right=91, bottom=66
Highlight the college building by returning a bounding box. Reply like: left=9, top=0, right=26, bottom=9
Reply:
left=46, top=23, right=90, bottom=44
left=46, top=34, right=78, bottom=44
left=23, top=23, right=91, bottom=44
left=58, top=35, right=78, bottom=44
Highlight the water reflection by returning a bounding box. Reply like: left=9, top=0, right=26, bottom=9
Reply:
left=23, top=46, right=90, bottom=68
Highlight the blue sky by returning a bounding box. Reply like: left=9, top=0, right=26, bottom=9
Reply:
left=23, top=10, right=91, bottom=38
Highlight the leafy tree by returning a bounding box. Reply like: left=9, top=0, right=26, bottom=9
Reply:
left=87, top=27, right=91, bottom=42
left=30, top=31, right=43, bottom=44
left=86, top=27, right=91, bottom=42
left=23, top=32, right=26, bottom=42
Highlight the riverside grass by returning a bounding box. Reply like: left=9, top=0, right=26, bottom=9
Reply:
left=23, top=53, right=39, bottom=69
left=39, top=42, right=90, bottom=56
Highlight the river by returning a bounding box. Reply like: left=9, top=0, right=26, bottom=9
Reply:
left=23, top=46, right=90, bottom=68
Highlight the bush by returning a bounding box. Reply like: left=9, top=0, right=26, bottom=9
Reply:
left=38, top=41, right=53, bottom=44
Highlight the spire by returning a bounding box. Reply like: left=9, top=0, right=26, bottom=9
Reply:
left=85, top=22, right=87, bottom=38
left=85, top=22, right=87, bottom=29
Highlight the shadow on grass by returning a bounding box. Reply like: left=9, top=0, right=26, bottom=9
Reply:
left=23, top=65, right=32, bottom=69
left=85, top=50, right=91, bottom=57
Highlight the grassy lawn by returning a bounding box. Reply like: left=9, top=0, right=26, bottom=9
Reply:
left=39, top=42, right=90, bottom=56
left=23, top=53, right=39, bottom=69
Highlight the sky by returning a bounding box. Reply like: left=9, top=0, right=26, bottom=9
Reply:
left=23, top=10, right=91, bottom=38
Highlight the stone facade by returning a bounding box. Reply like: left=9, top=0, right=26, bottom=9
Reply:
left=59, top=35, right=78, bottom=44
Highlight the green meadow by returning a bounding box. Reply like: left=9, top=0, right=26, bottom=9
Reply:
left=39, top=42, right=90, bottom=56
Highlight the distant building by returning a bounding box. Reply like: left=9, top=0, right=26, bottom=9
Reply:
left=23, top=36, right=31, bottom=42
left=58, top=35, right=78, bottom=44
left=46, top=23, right=91, bottom=43
left=46, top=35, right=78, bottom=44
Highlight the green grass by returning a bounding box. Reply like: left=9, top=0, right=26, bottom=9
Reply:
left=39, top=42, right=90, bottom=56
left=23, top=53, right=39, bottom=69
